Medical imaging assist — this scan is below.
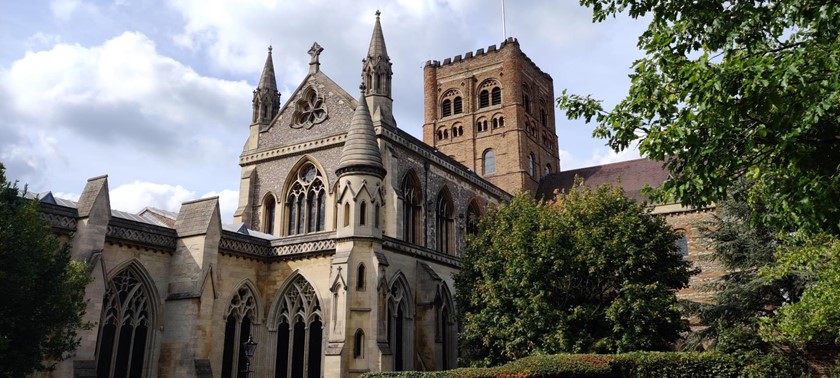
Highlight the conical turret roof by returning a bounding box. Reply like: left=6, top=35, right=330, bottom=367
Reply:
left=337, top=86, right=385, bottom=177
left=367, top=11, right=389, bottom=60
left=258, top=46, right=277, bottom=91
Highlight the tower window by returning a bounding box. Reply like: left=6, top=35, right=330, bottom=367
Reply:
left=360, top=201, right=367, bottom=225
left=453, top=97, right=463, bottom=114
left=483, top=149, right=496, bottom=176
left=343, top=203, right=350, bottom=227
left=476, top=120, right=488, bottom=132
left=357, top=264, right=366, bottom=291
left=528, top=153, right=535, bottom=177
left=354, top=329, right=365, bottom=358
left=441, top=99, right=452, bottom=117
left=479, top=90, right=489, bottom=108
left=545, top=163, right=552, bottom=176
left=491, top=87, right=501, bottom=105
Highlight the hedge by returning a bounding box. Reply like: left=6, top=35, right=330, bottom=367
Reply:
left=361, top=352, right=744, bottom=378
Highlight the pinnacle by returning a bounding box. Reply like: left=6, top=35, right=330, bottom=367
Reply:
left=337, top=86, right=384, bottom=176
left=258, top=46, right=277, bottom=92
left=367, top=10, right=389, bottom=60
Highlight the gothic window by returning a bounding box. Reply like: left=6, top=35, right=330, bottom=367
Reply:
left=360, top=201, right=367, bottom=226
left=466, top=200, right=481, bottom=235
left=544, top=163, right=552, bottom=176
left=343, top=203, right=350, bottom=227
left=491, top=87, right=501, bottom=105
left=675, top=230, right=689, bottom=256
left=357, top=264, right=366, bottom=291
left=528, top=153, right=536, bottom=177
left=386, top=279, right=412, bottom=371
left=292, top=88, right=327, bottom=129
left=453, top=96, right=463, bottom=114
left=479, top=90, right=489, bottom=108
left=263, top=194, right=276, bottom=235
left=441, top=99, right=451, bottom=117
left=435, top=285, right=455, bottom=370
left=436, top=189, right=454, bottom=255
left=286, top=163, right=326, bottom=235
left=96, top=266, right=153, bottom=378
left=222, top=286, right=257, bottom=378
left=374, top=204, right=380, bottom=229
left=274, top=276, right=322, bottom=378
left=401, top=172, right=423, bottom=244
left=353, top=329, right=365, bottom=358
left=482, top=149, right=496, bottom=176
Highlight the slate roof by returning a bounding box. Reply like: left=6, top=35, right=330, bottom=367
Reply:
left=336, top=89, right=385, bottom=175
left=536, top=158, right=671, bottom=203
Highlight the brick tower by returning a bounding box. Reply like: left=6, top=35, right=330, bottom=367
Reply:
left=422, top=38, right=560, bottom=195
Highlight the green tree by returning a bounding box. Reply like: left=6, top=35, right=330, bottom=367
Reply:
left=0, top=163, right=92, bottom=376
left=559, top=0, right=840, bottom=235
left=455, top=183, right=693, bottom=367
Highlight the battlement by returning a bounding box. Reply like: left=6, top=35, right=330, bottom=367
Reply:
left=423, top=37, right=552, bottom=81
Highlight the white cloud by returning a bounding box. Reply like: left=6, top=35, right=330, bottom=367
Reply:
left=202, top=189, right=239, bottom=223
left=110, top=181, right=195, bottom=214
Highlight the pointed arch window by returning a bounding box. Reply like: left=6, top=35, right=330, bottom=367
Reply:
left=263, top=194, right=276, bottom=235
left=357, top=264, right=366, bottom=291
left=482, top=149, right=496, bottom=176
left=274, top=276, right=322, bottom=378
left=401, top=172, right=423, bottom=244
left=528, top=153, right=536, bottom=177
left=466, top=200, right=481, bottom=235
left=436, top=190, right=454, bottom=255
left=222, top=286, right=257, bottom=378
left=96, top=266, right=154, bottom=378
left=353, top=329, right=365, bottom=358
left=360, top=201, right=367, bottom=226
left=286, top=163, right=326, bottom=235
left=386, top=279, right=412, bottom=371
left=435, top=285, right=455, bottom=370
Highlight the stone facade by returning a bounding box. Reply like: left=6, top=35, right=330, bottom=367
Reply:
left=33, top=13, right=720, bottom=378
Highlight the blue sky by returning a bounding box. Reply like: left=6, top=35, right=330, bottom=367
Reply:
left=0, top=0, right=646, bottom=222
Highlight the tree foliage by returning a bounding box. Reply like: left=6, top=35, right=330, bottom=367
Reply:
left=455, top=183, right=693, bottom=367
left=0, top=164, right=92, bottom=376
left=559, top=0, right=840, bottom=234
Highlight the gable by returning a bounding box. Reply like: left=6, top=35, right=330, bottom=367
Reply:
left=258, top=71, right=358, bottom=149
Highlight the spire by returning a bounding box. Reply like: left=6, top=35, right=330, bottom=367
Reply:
left=258, top=46, right=277, bottom=92
left=252, top=46, right=280, bottom=125
left=362, top=10, right=395, bottom=128
left=337, top=85, right=385, bottom=178
left=367, top=10, right=389, bottom=60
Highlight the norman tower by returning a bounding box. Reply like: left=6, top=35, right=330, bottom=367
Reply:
left=422, top=38, right=560, bottom=195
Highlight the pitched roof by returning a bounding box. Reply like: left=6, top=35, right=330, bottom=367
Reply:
left=536, top=158, right=671, bottom=202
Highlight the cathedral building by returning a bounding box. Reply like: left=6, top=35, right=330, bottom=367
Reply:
left=32, top=12, right=716, bottom=378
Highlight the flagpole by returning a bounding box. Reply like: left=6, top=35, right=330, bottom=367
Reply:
left=501, top=0, right=507, bottom=40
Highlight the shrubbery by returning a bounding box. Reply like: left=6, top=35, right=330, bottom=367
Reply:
left=361, top=352, right=745, bottom=378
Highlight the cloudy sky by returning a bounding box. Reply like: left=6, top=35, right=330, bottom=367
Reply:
left=0, top=0, right=646, bottom=222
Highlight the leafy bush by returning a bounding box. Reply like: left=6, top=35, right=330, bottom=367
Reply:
left=362, top=352, right=745, bottom=378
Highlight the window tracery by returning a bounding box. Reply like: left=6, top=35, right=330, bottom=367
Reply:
left=274, top=276, right=322, bottom=378
left=291, top=88, right=327, bottom=129
left=221, top=286, right=257, bottom=378
left=96, top=267, right=153, bottom=378
left=436, top=189, right=454, bottom=255
left=401, top=172, right=423, bottom=244
left=286, top=163, right=326, bottom=235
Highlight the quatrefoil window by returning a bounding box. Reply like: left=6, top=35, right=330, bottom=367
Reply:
left=292, top=88, right=328, bottom=129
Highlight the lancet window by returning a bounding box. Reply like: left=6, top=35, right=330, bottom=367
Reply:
left=401, top=172, right=423, bottom=244
left=221, top=286, right=257, bottom=378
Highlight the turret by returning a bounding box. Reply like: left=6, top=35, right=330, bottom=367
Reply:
left=252, top=46, right=280, bottom=126
left=362, top=11, right=396, bottom=128
left=336, top=85, right=385, bottom=239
